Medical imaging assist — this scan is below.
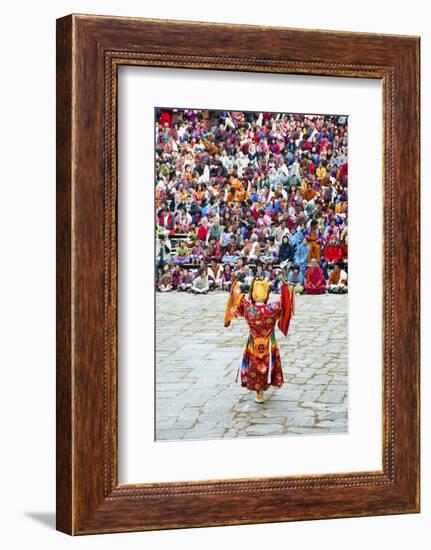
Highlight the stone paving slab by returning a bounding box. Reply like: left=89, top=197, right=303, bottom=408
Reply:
left=155, top=291, right=348, bottom=441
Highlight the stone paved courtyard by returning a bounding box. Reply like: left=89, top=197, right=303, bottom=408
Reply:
left=155, top=292, right=348, bottom=441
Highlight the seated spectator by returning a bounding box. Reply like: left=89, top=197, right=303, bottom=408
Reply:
left=186, top=227, right=197, bottom=245
left=322, top=235, right=342, bottom=277
left=279, top=235, right=294, bottom=268
left=340, top=234, right=348, bottom=272
left=178, top=268, right=193, bottom=291
left=172, top=265, right=182, bottom=289
left=316, top=161, right=327, bottom=182
left=222, top=235, right=240, bottom=264
left=266, top=236, right=280, bottom=262
left=208, top=261, right=223, bottom=290
left=234, top=258, right=245, bottom=276
left=157, top=207, right=174, bottom=233
left=221, top=225, right=233, bottom=250
left=271, top=271, right=284, bottom=294
left=290, top=225, right=303, bottom=248
left=324, top=218, right=341, bottom=242
left=304, top=259, right=326, bottom=295
left=302, top=182, right=317, bottom=202
left=306, top=219, right=322, bottom=262
left=173, top=240, right=191, bottom=265
left=191, top=269, right=210, bottom=294
left=242, top=265, right=254, bottom=292
left=234, top=226, right=245, bottom=248
left=273, top=220, right=290, bottom=244
left=241, top=234, right=261, bottom=261
left=255, top=263, right=265, bottom=279
left=295, top=237, right=310, bottom=274
left=207, top=237, right=222, bottom=261
left=288, top=265, right=305, bottom=294
left=157, top=264, right=173, bottom=292
left=221, top=264, right=233, bottom=291
left=265, top=262, right=277, bottom=282
left=197, top=217, right=210, bottom=242
left=328, top=263, right=348, bottom=293
left=208, top=217, right=223, bottom=243
left=190, top=241, right=205, bottom=264
left=174, top=208, right=192, bottom=233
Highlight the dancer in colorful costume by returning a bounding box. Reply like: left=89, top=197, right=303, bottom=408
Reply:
left=224, top=266, right=295, bottom=403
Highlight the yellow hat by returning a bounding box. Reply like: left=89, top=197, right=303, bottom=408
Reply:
left=251, top=278, right=270, bottom=303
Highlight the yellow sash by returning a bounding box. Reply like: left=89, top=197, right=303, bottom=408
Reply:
left=252, top=337, right=270, bottom=359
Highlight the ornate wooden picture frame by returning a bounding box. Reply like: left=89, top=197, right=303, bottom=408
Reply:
left=56, top=14, right=420, bottom=535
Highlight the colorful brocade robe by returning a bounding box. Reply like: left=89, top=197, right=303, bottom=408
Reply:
left=224, top=282, right=294, bottom=392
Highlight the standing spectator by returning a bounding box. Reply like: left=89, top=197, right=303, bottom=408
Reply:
left=156, top=233, right=172, bottom=270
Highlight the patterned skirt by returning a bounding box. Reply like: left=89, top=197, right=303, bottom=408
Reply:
left=238, top=332, right=284, bottom=391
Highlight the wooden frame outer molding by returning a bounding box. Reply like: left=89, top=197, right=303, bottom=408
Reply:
left=56, top=14, right=420, bottom=535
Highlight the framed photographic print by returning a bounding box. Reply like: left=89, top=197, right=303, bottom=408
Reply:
left=56, top=14, right=420, bottom=535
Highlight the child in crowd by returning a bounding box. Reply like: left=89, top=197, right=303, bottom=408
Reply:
left=157, top=264, right=173, bottom=292
left=190, top=240, right=205, bottom=264
left=172, top=264, right=182, bottom=289
left=221, top=264, right=233, bottom=291
left=173, top=240, right=190, bottom=265
left=178, top=268, right=193, bottom=291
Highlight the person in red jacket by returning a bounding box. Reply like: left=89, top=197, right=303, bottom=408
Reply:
left=196, top=217, right=210, bottom=242
left=157, top=207, right=174, bottom=235
left=340, top=161, right=348, bottom=183
left=159, top=110, right=172, bottom=128
left=322, top=236, right=342, bottom=278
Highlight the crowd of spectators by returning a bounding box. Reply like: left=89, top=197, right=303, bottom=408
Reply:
left=155, top=108, right=348, bottom=296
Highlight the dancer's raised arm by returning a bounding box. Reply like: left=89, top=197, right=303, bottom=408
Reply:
left=224, top=275, right=245, bottom=327
left=278, top=263, right=295, bottom=336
